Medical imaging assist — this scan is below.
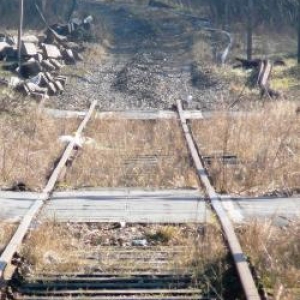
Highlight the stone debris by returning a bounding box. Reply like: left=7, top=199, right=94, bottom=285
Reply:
left=42, top=43, right=62, bottom=59
left=19, top=59, right=42, bottom=78
left=8, top=76, right=22, bottom=88
left=0, top=41, right=12, bottom=60
left=0, top=41, right=9, bottom=52
left=0, top=15, right=93, bottom=100
left=132, top=239, right=148, bottom=247
left=61, top=223, right=199, bottom=248
left=21, top=42, right=38, bottom=56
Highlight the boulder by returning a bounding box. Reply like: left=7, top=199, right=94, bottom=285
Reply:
left=50, top=58, right=63, bottom=69
left=0, top=42, right=11, bottom=59
left=22, top=42, right=38, bottom=56
left=41, top=59, right=56, bottom=71
left=63, top=48, right=76, bottom=64
left=42, top=43, right=62, bottom=59
left=22, top=35, right=39, bottom=44
left=20, top=59, right=42, bottom=78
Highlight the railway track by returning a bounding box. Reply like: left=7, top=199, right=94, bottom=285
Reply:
left=11, top=245, right=205, bottom=300
left=0, top=100, right=262, bottom=300
left=176, top=100, right=260, bottom=300
left=0, top=101, right=97, bottom=278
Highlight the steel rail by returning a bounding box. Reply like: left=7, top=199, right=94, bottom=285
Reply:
left=176, top=99, right=260, bottom=300
left=0, top=101, right=97, bottom=280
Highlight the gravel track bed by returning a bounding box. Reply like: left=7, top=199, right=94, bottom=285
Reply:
left=48, top=1, right=227, bottom=111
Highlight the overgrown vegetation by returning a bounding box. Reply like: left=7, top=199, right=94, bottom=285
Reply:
left=0, top=223, right=16, bottom=254
left=60, top=119, right=199, bottom=189
left=20, top=222, right=243, bottom=298
left=239, top=221, right=300, bottom=300
left=192, top=101, right=300, bottom=196
left=192, top=17, right=299, bottom=107
left=0, top=106, right=80, bottom=191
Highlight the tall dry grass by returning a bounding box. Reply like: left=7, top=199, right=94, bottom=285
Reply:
left=238, top=221, right=300, bottom=300
left=62, top=119, right=199, bottom=189
left=20, top=221, right=241, bottom=297
left=21, top=222, right=80, bottom=273
left=0, top=223, right=16, bottom=254
left=21, top=223, right=200, bottom=273
left=0, top=109, right=80, bottom=191
left=192, top=101, right=300, bottom=196
left=185, top=224, right=244, bottom=299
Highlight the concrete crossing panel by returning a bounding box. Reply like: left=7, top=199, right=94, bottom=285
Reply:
left=41, top=189, right=210, bottom=223
left=0, top=192, right=42, bottom=222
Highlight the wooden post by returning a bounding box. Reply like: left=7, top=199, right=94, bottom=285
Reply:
left=257, top=60, right=274, bottom=97
left=18, top=0, right=24, bottom=75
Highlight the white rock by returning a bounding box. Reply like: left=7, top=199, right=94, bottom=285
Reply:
left=9, top=76, right=22, bottom=87
left=132, top=239, right=148, bottom=247
left=58, top=135, right=84, bottom=147
left=120, top=221, right=126, bottom=228
left=186, top=95, right=193, bottom=103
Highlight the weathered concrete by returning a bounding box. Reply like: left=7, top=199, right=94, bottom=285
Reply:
left=221, top=195, right=300, bottom=225
left=0, top=191, right=41, bottom=222
left=1, top=190, right=299, bottom=224
left=41, top=189, right=209, bottom=223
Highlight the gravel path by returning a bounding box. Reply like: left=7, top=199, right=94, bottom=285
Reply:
left=49, top=1, right=227, bottom=110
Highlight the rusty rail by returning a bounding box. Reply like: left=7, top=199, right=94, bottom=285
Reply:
left=176, top=99, right=261, bottom=300
left=0, top=101, right=97, bottom=280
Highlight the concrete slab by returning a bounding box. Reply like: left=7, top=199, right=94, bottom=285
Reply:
left=2, top=190, right=299, bottom=225
left=0, top=192, right=42, bottom=222
left=221, top=196, right=300, bottom=224
left=41, top=189, right=210, bottom=223
left=22, top=42, right=37, bottom=56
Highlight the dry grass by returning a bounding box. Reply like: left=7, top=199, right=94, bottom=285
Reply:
left=61, top=119, right=199, bottom=189
left=21, top=222, right=80, bottom=273
left=192, top=101, right=300, bottom=196
left=0, top=223, right=16, bottom=254
left=20, top=223, right=199, bottom=273
left=20, top=221, right=241, bottom=297
left=238, top=221, right=300, bottom=299
left=83, top=43, right=107, bottom=64
left=187, top=225, right=244, bottom=299
left=192, top=25, right=300, bottom=108
left=0, top=108, right=80, bottom=191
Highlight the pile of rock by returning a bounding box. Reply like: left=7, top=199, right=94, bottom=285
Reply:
left=0, top=16, right=93, bottom=99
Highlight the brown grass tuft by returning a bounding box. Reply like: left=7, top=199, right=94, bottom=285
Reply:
left=238, top=221, right=300, bottom=299
left=0, top=109, right=80, bottom=191
left=21, top=222, right=80, bottom=273
left=192, top=101, right=300, bottom=196
left=0, top=223, right=16, bottom=254
left=61, top=119, right=199, bottom=189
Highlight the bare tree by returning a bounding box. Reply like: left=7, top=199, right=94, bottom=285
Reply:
left=246, top=0, right=253, bottom=60
left=298, top=2, right=300, bottom=63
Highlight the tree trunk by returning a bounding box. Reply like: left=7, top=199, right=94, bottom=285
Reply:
left=246, top=0, right=253, bottom=60
left=298, top=3, right=300, bottom=64
left=18, top=0, right=24, bottom=74
left=224, top=0, right=229, bottom=30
